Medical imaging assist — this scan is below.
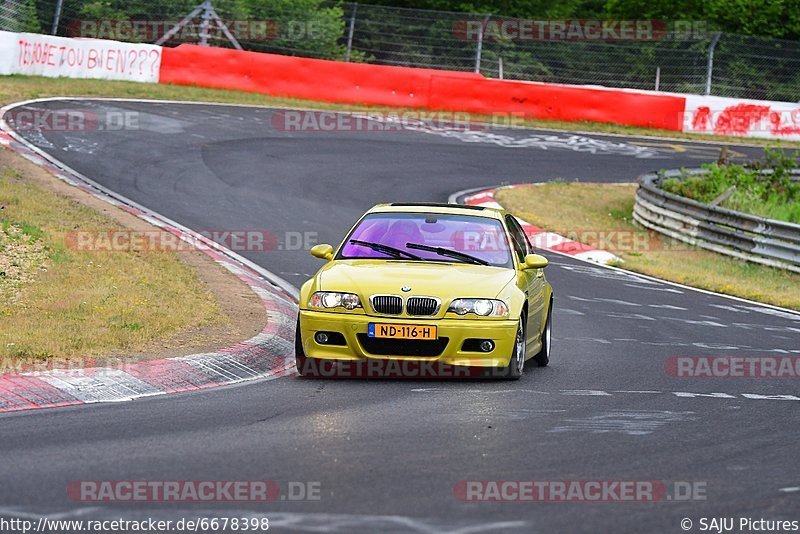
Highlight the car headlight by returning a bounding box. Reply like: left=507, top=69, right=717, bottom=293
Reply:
left=309, top=291, right=362, bottom=310
left=448, top=298, right=509, bottom=317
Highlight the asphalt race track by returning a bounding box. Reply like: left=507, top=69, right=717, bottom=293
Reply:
left=1, top=100, right=798, bottom=533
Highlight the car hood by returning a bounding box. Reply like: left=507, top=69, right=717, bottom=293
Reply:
left=317, top=260, right=516, bottom=301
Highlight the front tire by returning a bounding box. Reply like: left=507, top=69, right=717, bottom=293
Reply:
left=533, top=306, right=552, bottom=367
left=497, top=316, right=526, bottom=380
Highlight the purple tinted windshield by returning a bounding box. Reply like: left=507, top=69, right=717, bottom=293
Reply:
left=338, top=212, right=512, bottom=267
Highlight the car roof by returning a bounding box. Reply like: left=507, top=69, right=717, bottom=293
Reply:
left=368, top=202, right=506, bottom=219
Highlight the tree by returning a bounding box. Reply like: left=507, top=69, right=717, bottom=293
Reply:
left=605, top=0, right=800, bottom=40
left=246, top=0, right=346, bottom=58
left=3, top=0, right=41, bottom=33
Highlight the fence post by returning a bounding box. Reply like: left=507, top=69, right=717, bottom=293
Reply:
left=199, top=0, right=212, bottom=46
left=345, top=3, right=358, bottom=62
left=498, top=56, right=503, bottom=79
left=654, top=66, right=660, bottom=91
left=705, top=32, right=722, bottom=96
left=50, top=0, right=64, bottom=35
left=474, top=14, right=489, bottom=74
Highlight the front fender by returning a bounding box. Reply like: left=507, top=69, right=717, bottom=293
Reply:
left=298, top=279, right=316, bottom=310
left=496, top=283, right=527, bottom=320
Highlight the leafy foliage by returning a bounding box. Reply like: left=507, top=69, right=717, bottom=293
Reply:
left=4, top=0, right=41, bottom=32
left=246, top=0, right=346, bottom=58
left=661, top=148, right=800, bottom=222
left=361, top=0, right=800, bottom=39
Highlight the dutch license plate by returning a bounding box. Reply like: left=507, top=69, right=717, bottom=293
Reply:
left=368, top=323, right=437, bottom=340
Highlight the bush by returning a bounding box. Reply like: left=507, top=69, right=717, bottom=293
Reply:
left=660, top=148, right=800, bottom=222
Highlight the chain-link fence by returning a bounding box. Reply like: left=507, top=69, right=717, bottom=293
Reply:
left=2, top=0, right=799, bottom=101
left=1, top=0, right=40, bottom=32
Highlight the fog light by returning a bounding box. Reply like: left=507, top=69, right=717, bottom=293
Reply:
left=315, top=332, right=330, bottom=344
left=480, top=340, right=495, bottom=352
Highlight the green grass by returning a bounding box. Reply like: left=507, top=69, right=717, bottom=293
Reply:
left=0, top=166, right=226, bottom=359
left=2, top=74, right=800, bottom=147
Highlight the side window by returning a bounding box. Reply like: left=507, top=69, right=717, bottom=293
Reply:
left=505, top=215, right=528, bottom=262
left=511, top=216, right=534, bottom=254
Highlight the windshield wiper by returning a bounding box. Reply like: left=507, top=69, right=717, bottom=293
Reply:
left=349, top=239, right=422, bottom=260
left=405, top=242, right=489, bottom=265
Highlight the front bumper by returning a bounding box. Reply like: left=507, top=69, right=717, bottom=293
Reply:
left=298, top=309, right=518, bottom=367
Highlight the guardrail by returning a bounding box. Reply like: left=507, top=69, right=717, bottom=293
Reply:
left=633, top=168, right=800, bottom=273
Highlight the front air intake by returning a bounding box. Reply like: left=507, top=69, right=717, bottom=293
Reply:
left=406, top=297, right=439, bottom=316
left=371, top=295, right=403, bottom=315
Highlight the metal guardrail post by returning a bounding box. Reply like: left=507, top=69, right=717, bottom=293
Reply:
left=705, top=32, right=722, bottom=96
left=345, top=3, right=358, bottom=62
left=50, top=0, right=64, bottom=35
left=474, top=14, right=489, bottom=74
left=199, top=0, right=212, bottom=47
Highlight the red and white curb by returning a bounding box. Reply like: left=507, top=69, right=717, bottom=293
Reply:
left=0, top=101, right=300, bottom=413
left=462, top=186, right=622, bottom=266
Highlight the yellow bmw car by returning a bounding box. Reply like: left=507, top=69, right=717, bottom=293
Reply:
left=296, top=203, right=553, bottom=379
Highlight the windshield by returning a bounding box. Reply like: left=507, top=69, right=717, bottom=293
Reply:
left=337, top=212, right=513, bottom=268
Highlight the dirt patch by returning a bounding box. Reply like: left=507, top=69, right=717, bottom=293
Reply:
left=0, top=223, right=49, bottom=304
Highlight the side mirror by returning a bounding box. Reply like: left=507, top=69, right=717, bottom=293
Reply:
left=521, top=253, right=548, bottom=270
left=310, top=244, right=334, bottom=260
